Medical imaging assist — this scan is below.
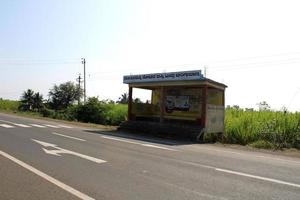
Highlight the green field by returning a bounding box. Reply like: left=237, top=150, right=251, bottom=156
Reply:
left=224, top=108, right=300, bottom=149
left=0, top=99, right=20, bottom=111
left=1, top=99, right=299, bottom=149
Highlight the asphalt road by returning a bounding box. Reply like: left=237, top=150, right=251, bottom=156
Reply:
left=0, top=112, right=299, bottom=200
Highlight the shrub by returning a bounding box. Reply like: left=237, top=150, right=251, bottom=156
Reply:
left=75, top=98, right=109, bottom=124
left=105, top=104, right=127, bottom=125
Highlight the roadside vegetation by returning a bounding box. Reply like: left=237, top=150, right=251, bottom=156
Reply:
left=1, top=84, right=299, bottom=150
left=224, top=106, right=300, bottom=150
left=0, top=98, right=20, bottom=111
left=0, top=82, right=128, bottom=126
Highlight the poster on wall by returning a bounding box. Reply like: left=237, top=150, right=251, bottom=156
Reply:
left=165, top=96, right=190, bottom=113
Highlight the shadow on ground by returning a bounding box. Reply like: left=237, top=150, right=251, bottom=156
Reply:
left=83, top=129, right=197, bottom=146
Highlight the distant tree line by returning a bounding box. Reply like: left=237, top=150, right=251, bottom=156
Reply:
left=18, top=81, right=129, bottom=125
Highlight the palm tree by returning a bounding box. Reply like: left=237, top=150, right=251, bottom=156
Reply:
left=19, top=89, right=35, bottom=111
left=32, top=92, right=44, bottom=111
left=117, top=93, right=129, bottom=104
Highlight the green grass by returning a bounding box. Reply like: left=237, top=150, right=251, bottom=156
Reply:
left=0, top=99, right=20, bottom=111
left=104, top=104, right=128, bottom=125
left=224, top=109, right=300, bottom=149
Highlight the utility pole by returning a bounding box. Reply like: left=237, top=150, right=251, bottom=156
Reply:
left=76, top=74, right=83, bottom=105
left=81, top=58, right=86, bottom=103
left=204, top=65, right=208, bottom=78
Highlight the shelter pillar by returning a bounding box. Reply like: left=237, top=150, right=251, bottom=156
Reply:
left=201, top=85, right=208, bottom=128
left=159, top=87, right=165, bottom=123
left=222, top=89, right=225, bottom=135
left=222, top=89, right=225, bottom=106
left=128, top=86, right=133, bottom=120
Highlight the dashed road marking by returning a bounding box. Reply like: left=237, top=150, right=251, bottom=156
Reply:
left=0, top=124, right=14, bottom=128
left=29, top=124, right=46, bottom=128
left=0, top=150, right=95, bottom=200
left=141, top=144, right=178, bottom=151
left=14, top=123, right=31, bottom=128
left=44, top=124, right=60, bottom=128
left=101, top=136, right=140, bottom=145
left=57, top=125, right=72, bottom=129
left=101, top=135, right=178, bottom=151
left=52, top=132, right=86, bottom=141
left=0, top=120, right=73, bottom=129
left=215, top=168, right=300, bottom=189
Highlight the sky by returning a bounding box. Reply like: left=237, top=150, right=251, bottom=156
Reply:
left=1, top=0, right=300, bottom=111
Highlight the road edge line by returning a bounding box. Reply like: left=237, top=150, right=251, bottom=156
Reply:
left=215, top=168, right=300, bottom=189
left=52, top=132, right=86, bottom=141
left=0, top=150, right=95, bottom=200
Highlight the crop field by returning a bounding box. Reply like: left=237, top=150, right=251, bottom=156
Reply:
left=0, top=99, right=20, bottom=111
left=224, top=108, right=300, bottom=149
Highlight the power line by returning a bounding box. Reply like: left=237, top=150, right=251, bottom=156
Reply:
left=203, top=52, right=300, bottom=65
left=81, top=58, right=86, bottom=103
left=208, top=57, right=300, bottom=69
left=209, top=60, right=300, bottom=72
left=0, top=61, right=79, bottom=65
left=76, top=74, right=83, bottom=105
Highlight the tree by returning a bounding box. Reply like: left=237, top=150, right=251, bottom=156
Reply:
left=117, top=93, right=143, bottom=104
left=48, top=82, right=83, bottom=110
left=76, top=97, right=106, bottom=124
left=19, top=89, right=35, bottom=111
left=134, top=98, right=142, bottom=104
left=117, top=93, right=129, bottom=104
left=32, top=92, right=44, bottom=111
left=257, top=101, right=271, bottom=111
left=19, top=89, right=44, bottom=112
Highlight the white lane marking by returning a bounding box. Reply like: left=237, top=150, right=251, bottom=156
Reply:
left=52, top=132, right=86, bottom=142
left=215, top=168, right=300, bottom=189
left=256, top=155, right=300, bottom=165
left=0, top=150, right=95, bottom=200
left=30, top=124, right=46, bottom=128
left=101, top=136, right=140, bottom=145
left=58, top=125, right=72, bottom=129
left=13, top=123, right=31, bottom=128
left=141, top=144, right=178, bottom=151
left=193, top=146, right=300, bottom=165
left=44, top=124, right=60, bottom=128
left=101, top=136, right=177, bottom=151
left=0, top=124, right=14, bottom=128
left=32, top=139, right=106, bottom=164
left=0, top=120, right=30, bottom=128
left=156, top=157, right=300, bottom=189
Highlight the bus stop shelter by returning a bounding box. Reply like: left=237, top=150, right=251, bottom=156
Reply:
left=121, top=70, right=227, bottom=140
